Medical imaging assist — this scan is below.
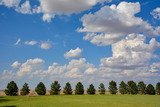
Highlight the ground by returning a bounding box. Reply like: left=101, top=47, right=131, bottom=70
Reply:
left=0, top=95, right=160, bottom=107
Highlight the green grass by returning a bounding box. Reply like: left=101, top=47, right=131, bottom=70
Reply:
left=0, top=95, right=160, bottom=107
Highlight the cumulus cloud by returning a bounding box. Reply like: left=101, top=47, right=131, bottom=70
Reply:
left=151, top=7, right=160, bottom=20
left=40, top=40, right=52, bottom=50
left=11, top=61, right=21, bottom=68
left=64, top=47, right=82, bottom=59
left=15, top=0, right=32, bottom=14
left=64, top=58, right=97, bottom=78
left=0, top=0, right=32, bottom=14
left=0, top=0, right=19, bottom=8
left=12, top=58, right=45, bottom=77
left=8, top=58, right=96, bottom=79
left=24, top=40, right=52, bottom=50
left=0, top=0, right=112, bottom=22
left=100, top=34, right=160, bottom=69
left=97, top=33, right=160, bottom=79
left=34, top=0, right=111, bottom=22
left=150, top=63, right=160, bottom=73
left=79, top=2, right=160, bottom=46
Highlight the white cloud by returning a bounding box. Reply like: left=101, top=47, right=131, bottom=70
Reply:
left=97, top=33, right=160, bottom=80
left=151, top=7, right=160, bottom=20
left=0, top=0, right=112, bottom=22
left=79, top=2, right=160, bottom=46
left=64, top=47, right=82, bottom=59
left=0, top=0, right=19, bottom=8
left=0, top=0, right=32, bottom=14
left=100, top=34, right=160, bottom=70
left=15, top=0, right=32, bottom=14
left=14, top=38, right=21, bottom=45
left=0, top=70, right=15, bottom=80
left=40, top=40, right=52, bottom=50
left=36, top=0, right=111, bottom=22
left=25, top=40, right=38, bottom=45
left=8, top=58, right=97, bottom=79
left=24, top=40, right=52, bottom=50
left=83, top=33, right=123, bottom=46
left=16, top=58, right=45, bottom=77
left=11, top=61, right=21, bottom=68
left=65, top=58, right=97, bottom=78
left=150, top=63, right=160, bottom=73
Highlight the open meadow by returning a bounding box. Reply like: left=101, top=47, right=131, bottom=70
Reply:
left=0, top=95, right=160, bottom=107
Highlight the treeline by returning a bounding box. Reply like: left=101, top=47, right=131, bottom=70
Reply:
left=4, top=80, right=160, bottom=96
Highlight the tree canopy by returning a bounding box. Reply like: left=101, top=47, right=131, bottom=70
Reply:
left=108, top=80, right=118, bottom=94
left=35, top=82, right=46, bottom=95
left=20, top=83, right=30, bottom=96
left=5, top=81, right=18, bottom=96
left=50, top=81, right=61, bottom=95
left=75, top=82, right=84, bottom=95
left=63, top=82, right=72, bottom=95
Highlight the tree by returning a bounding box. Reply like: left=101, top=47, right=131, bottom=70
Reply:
left=5, top=81, right=18, bottom=96
left=146, top=84, right=155, bottom=95
left=119, top=81, right=127, bottom=94
left=63, top=82, right=72, bottom=95
left=87, top=84, right=96, bottom=95
left=98, top=83, right=105, bottom=94
left=156, top=82, right=160, bottom=95
left=127, top=81, right=138, bottom=94
left=35, top=82, right=46, bottom=95
left=137, top=81, right=146, bottom=94
left=50, top=81, right=61, bottom=95
left=20, top=83, right=30, bottom=95
left=108, top=80, right=117, bottom=94
left=75, top=82, right=84, bottom=95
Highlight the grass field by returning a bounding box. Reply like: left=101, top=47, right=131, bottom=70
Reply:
left=0, top=95, right=160, bottom=107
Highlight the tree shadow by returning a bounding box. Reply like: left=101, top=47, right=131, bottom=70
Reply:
left=0, top=97, right=17, bottom=107
left=0, top=97, right=10, bottom=103
left=0, top=105, right=17, bottom=107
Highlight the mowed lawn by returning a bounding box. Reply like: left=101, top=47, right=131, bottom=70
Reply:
left=0, top=95, right=160, bottom=107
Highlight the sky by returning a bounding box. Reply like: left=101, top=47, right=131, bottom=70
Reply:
left=0, top=0, right=160, bottom=89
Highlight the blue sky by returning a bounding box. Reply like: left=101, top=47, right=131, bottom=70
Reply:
left=0, top=0, right=160, bottom=89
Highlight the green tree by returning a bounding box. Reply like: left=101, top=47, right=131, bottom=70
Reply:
left=35, top=82, right=46, bottom=95
left=108, top=80, right=117, bottom=94
left=5, top=81, right=18, bottom=96
left=119, top=81, right=127, bottom=94
left=75, top=82, right=84, bottom=95
left=146, top=84, right=155, bottom=95
left=137, top=81, right=146, bottom=94
left=87, top=84, right=96, bottom=95
left=98, top=83, right=105, bottom=94
left=63, top=82, right=72, bottom=95
left=127, top=81, right=138, bottom=94
left=50, top=81, right=61, bottom=95
left=156, top=82, right=160, bottom=95
left=20, top=83, right=30, bottom=95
